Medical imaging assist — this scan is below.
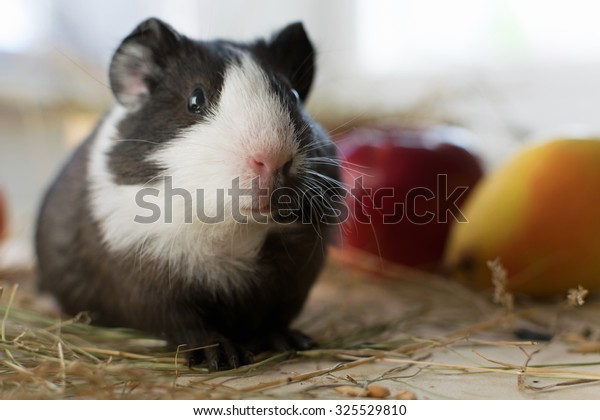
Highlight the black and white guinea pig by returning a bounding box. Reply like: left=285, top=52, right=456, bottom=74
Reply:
left=35, top=18, right=341, bottom=370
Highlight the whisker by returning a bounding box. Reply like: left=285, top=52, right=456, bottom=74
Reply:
left=115, top=138, right=163, bottom=146
left=298, top=170, right=385, bottom=268
left=325, top=112, right=369, bottom=137
left=302, top=169, right=347, bottom=189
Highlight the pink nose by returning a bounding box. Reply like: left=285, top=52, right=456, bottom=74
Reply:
left=249, top=154, right=293, bottom=178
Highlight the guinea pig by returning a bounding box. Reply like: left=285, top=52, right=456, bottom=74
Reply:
left=35, top=18, right=342, bottom=370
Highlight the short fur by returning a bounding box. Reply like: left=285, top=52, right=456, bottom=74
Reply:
left=35, top=18, right=340, bottom=370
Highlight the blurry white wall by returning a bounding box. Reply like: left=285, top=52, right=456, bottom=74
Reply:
left=4, top=0, right=600, bottom=117
left=0, top=0, right=357, bottom=107
left=5, top=0, right=600, bottom=75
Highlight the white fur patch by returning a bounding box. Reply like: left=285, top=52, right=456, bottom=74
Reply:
left=88, top=54, right=298, bottom=290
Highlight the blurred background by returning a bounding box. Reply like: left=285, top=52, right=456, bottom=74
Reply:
left=2, top=0, right=600, bottom=264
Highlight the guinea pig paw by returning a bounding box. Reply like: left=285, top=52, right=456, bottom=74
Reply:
left=187, top=335, right=253, bottom=371
left=268, top=329, right=317, bottom=352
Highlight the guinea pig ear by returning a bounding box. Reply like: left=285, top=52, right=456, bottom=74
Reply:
left=109, top=18, right=181, bottom=109
left=267, top=22, right=315, bottom=102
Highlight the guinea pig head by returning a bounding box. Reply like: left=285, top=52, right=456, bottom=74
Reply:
left=107, top=18, right=324, bottom=225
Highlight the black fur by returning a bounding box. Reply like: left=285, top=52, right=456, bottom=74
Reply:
left=36, top=18, right=340, bottom=371
left=254, top=22, right=315, bottom=101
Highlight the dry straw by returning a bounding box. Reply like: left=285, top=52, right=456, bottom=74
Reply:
left=1, top=257, right=599, bottom=399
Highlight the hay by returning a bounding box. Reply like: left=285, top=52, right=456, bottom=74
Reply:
left=1, top=255, right=600, bottom=399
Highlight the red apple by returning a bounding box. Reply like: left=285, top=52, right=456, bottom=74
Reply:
left=337, top=125, right=483, bottom=271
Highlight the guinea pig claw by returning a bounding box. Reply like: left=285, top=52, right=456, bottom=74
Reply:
left=197, top=346, right=224, bottom=372
left=186, top=348, right=207, bottom=368
left=287, top=330, right=316, bottom=350
left=201, top=337, right=243, bottom=371
left=227, top=353, right=240, bottom=370
left=241, top=349, right=255, bottom=366
left=268, top=330, right=316, bottom=352
left=219, top=338, right=241, bottom=370
left=185, top=331, right=312, bottom=370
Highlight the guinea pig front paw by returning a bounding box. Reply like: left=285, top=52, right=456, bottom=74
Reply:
left=186, top=334, right=254, bottom=371
left=266, top=329, right=317, bottom=352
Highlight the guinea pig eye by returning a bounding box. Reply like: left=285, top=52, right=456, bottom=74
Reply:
left=187, top=87, right=206, bottom=114
left=291, top=88, right=300, bottom=103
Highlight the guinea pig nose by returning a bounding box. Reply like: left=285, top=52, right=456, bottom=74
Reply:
left=250, top=156, right=270, bottom=177
left=250, top=155, right=293, bottom=177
